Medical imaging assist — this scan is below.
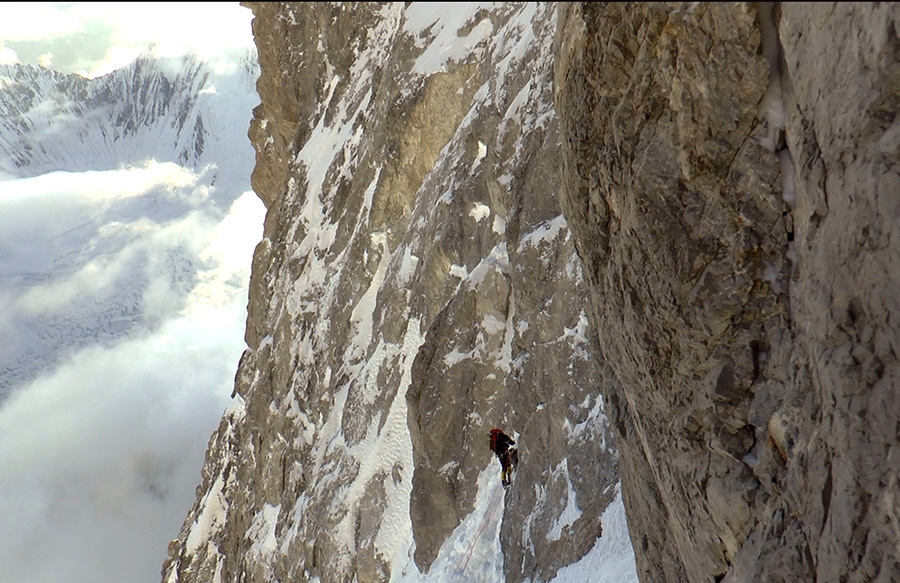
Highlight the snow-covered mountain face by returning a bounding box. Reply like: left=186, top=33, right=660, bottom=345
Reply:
left=0, top=52, right=260, bottom=397
left=164, top=3, right=634, bottom=583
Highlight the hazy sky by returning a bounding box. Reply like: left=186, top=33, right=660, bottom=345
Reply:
left=0, top=4, right=262, bottom=583
left=0, top=2, right=254, bottom=77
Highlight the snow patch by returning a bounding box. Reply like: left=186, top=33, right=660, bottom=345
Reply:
left=564, top=394, right=609, bottom=444
left=396, top=246, right=420, bottom=287
left=450, top=263, right=469, bottom=280
left=185, top=474, right=228, bottom=554
left=471, top=140, right=487, bottom=173
left=246, top=503, right=281, bottom=558
left=444, top=348, right=474, bottom=367
left=403, top=3, right=496, bottom=76
left=547, top=485, right=638, bottom=583
left=481, top=313, right=506, bottom=335
left=466, top=243, right=508, bottom=289
left=547, top=460, right=582, bottom=542
left=347, top=231, right=390, bottom=362
left=761, top=260, right=782, bottom=294
left=518, top=214, right=568, bottom=252
left=757, top=2, right=785, bottom=153
left=224, top=393, right=247, bottom=422
left=469, top=202, right=491, bottom=222
left=392, top=462, right=505, bottom=582
left=779, top=148, right=796, bottom=209
left=559, top=310, right=592, bottom=362
left=492, top=214, right=506, bottom=235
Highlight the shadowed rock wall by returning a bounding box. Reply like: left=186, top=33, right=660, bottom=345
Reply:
left=556, top=3, right=900, bottom=581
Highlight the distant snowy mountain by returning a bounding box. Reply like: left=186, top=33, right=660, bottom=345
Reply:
left=0, top=50, right=259, bottom=185
left=0, top=51, right=260, bottom=397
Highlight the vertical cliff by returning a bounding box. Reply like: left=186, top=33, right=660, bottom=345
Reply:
left=163, top=4, right=625, bottom=583
left=164, top=2, right=900, bottom=583
left=556, top=2, right=900, bottom=581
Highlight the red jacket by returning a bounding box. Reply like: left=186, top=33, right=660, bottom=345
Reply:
left=489, top=428, right=515, bottom=458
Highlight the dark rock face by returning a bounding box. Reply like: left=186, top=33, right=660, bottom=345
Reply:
left=556, top=3, right=900, bottom=582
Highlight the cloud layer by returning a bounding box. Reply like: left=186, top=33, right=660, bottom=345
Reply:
left=0, top=162, right=265, bottom=583
left=0, top=3, right=254, bottom=77
left=0, top=5, right=262, bottom=581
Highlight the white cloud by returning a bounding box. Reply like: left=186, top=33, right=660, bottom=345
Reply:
left=37, top=51, right=52, bottom=67
left=0, top=162, right=208, bottom=318
left=0, top=167, right=264, bottom=583
left=0, top=4, right=82, bottom=41
left=0, top=45, right=17, bottom=65
left=104, top=3, right=254, bottom=57
left=80, top=45, right=145, bottom=78
left=0, top=2, right=255, bottom=77
left=0, top=5, right=262, bottom=581
left=0, top=299, right=245, bottom=583
left=1, top=160, right=198, bottom=202
left=189, top=190, right=267, bottom=309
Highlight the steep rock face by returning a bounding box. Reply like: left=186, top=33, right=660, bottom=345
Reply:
left=164, top=4, right=621, bottom=583
left=166, top=2, right=900, bottom=582
left=556, top=3, right=900, bottom=582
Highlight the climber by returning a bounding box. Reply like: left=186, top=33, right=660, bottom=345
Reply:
left=488, top=428, right=518, bottom=487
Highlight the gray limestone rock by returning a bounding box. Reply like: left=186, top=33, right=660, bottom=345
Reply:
left=556, top=2, right=900, bottom=582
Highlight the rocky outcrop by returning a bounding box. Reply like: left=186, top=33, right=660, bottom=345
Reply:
left=556, top=2, right=900, bottom=581
left=163, top=4, right=620, bottom=583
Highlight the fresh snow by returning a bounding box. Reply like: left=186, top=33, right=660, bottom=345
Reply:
left=392, top=463, right=506, bottom=583
left=186, top=474, right=228, bottom=554
left=546, top=460, right=583, bottom=542
left=403, top=3, right=496, bottom=75
left=563, top=392, right=611, bottom=452
left=469, top=201, right=491, bottom=222
left=518, top=215, right=569, bottom=252
left=247, top=503, right=281, bottom=558
left=471, top=141, right=488, bottom=173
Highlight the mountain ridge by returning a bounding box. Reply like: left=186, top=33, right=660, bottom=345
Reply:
left=0, top=49, right=259, bottom=181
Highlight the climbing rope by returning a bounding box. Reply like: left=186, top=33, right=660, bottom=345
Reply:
left=454, top=481, right=505, bottom=575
